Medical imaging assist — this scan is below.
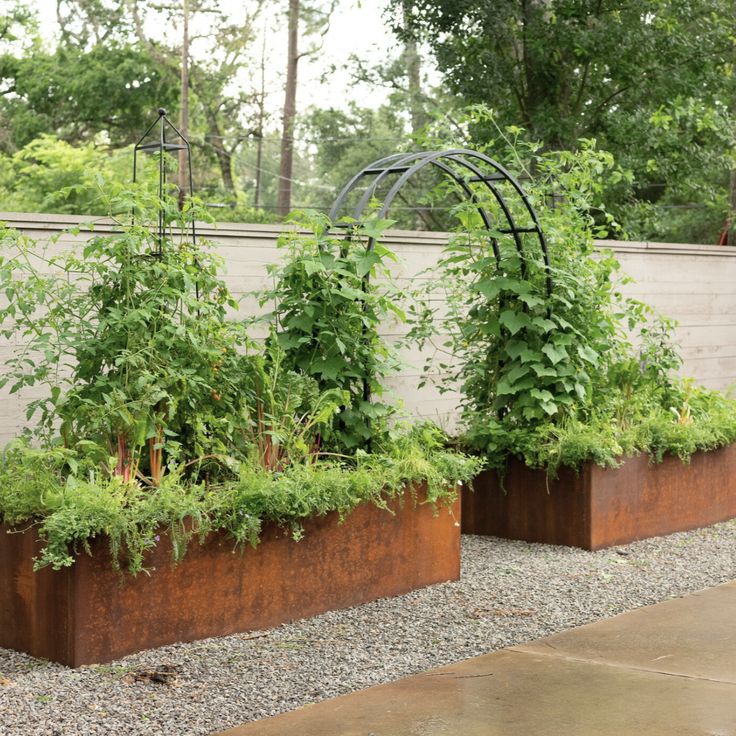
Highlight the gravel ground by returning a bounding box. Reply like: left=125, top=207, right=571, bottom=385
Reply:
left=2, top=522, right=736, bottom=736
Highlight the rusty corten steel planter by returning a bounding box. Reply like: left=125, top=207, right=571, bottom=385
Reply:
left=0, top=487, right=460, bottom=667
left=462, top=444, right=736, bottom=550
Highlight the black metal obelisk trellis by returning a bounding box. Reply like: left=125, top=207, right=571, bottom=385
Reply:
left=132, top=108, right=196, bottom=255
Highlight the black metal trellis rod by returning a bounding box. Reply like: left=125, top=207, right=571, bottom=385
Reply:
left=328, top=148, right=552, bottom=407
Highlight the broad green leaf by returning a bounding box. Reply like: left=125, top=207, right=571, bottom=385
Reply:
left=530, top=363, right=558, bottom=377
left=519, top=293, right=545, bottom=308
left=530, top=388, right=554, bottom=402
left=303, top=259, right=325, bottom=276
left=540, top=400, right=558, bottom=416
left=355, top=251, right=381, bottom=277
left=505, top=362, right=531, bottom=385
left=499, top=310, right=531, bottom=335
left=531, top=317, right=556, bottom=332
left=476, top=280, right=502, bottom=300
left=541, top=343, right=568, bottom=365
left=504, top=339, right=526, bottom=359
left=577, top=344, right=599, bottom=364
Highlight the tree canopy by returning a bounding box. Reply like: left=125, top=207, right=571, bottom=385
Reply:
left=0, top=0, right=734, bottom=242
left=390, top=0, right=736, bottom=241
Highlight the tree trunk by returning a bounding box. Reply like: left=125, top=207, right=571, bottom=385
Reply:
left=254, top=26, right=267, bottom=209
left=727, top=168, right=736, bottom=245
left=405, top=38, right=425, bottom=135
left=254, top=130, right=264, bottom=210
left=178, top=0, right=190, bottom=208
left=209, top=115, right=235, bottom=194
left=726, top=2, right=736, bottom=246
left=402, top=1, right=426, bottom=135
left=402, top=1, right=427, bottom=229
left=277, top=0, right=299, bottom=217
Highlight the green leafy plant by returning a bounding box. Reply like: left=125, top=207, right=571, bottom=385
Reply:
left=0, top=135, right=161, bottom=215
left=255, top=210, right=408, bottom=451
left=0, top=190, right=256, bottom=484
left=240, top=340, right=348, bottom=471
left=0, top=188, right=481, bottom=573
left=412, top=108, right=736, bottom=472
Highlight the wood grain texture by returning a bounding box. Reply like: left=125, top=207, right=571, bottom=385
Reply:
left=2, top=213, right=736, bottom=439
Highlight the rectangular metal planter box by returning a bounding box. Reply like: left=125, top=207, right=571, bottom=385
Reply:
left=1, top=488, right=460, bottom=667
left=462, top=444, right=736, bottom=550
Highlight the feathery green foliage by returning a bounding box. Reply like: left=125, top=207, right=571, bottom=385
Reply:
left=0, top=426, right=480, bottom=573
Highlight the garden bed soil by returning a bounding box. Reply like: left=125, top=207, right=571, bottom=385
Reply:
left=0, top=486, right=460, bottom=667
left=462, top=444, right=736, bottom=550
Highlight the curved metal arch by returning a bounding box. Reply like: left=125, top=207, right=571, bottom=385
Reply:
left=329, top=148, right=551, bottom=296
left=358, top=151, right=510, bottom=267
left=441, top=150, right=551, bottom=295
left=351, top=151, right=436, bottom=222
left=332, top=149, right=506, bottom=265
left=329, top=151, right=410, bottom=221
left=398, top=151, right=529, bottom=279
left=331, top=151, right=502, bottom=266
left=411, top=155, right=503, bottom=265
left=327, top=148, right=553, bottom=415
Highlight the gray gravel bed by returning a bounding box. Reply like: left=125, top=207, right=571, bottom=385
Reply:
left=2, top=522, right=736, bottom=735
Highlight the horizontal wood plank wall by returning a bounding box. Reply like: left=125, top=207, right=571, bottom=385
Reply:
left=1, top=213, right=735, bottom=445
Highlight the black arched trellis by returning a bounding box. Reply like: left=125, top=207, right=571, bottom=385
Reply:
left=327, top=148, right=552, bottom=406
left=329, top=148, right=551, bottom=294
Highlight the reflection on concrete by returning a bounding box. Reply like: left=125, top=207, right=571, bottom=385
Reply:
left=219, top=582, right=736, bottom=736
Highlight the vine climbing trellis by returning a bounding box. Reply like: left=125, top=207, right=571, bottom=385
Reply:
left=328, top=149, right=552, bottom=405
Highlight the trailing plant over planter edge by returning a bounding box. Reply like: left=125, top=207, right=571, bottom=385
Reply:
left=0, top=424, right=480, bottom=573
left=0, top=189, right=480, bottom=572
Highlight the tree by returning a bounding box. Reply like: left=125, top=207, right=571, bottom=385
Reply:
left=277, top=0, right=300, bottom=217
left=0, top=135, right=137, bottom=214
left=0, top=0, right=36, bottom=150
left=276, top=0, right=337, bottom=216
left=394, top=0, right=733, bottom=144
left=399, top=0, right=427, bottom=135
left=178, top=0, right=191, bottom=204
left=302, top=30, right=446, bottom=225
left=0, top=40, right=176, bottom=152
left=304, top=104, right=407, bottom=191
left=122, top=0, right=265, bottom=198
left=392, top=0, right=736, bottom=241
left=0, top=1, right=34, bottom=47
left=41, top=0, right=266, bottom=199
left=253, top=27, right=268, bottom=208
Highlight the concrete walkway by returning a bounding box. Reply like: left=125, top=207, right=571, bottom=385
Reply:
left=218, top=581, right=736, bottom=735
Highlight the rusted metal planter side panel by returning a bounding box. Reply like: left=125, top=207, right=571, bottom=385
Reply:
left=0, top=525, right=75, bottom=664
left=589, top=444, right=736, bottom=549
left=462, top=444, right=736, bottom=551
left=1, top=487, right=460, bottom=667
left=462, top=463, right=590, bottom=547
